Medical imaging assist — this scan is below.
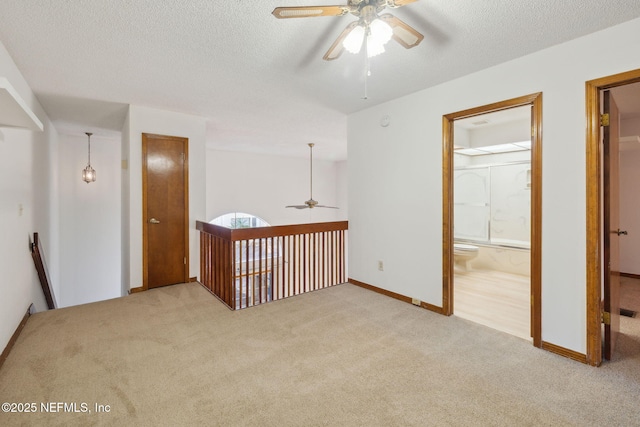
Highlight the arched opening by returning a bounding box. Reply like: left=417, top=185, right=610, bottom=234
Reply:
left=210, top=212, right=276, bottom=308
left=209, top=212, right=270, bottom=229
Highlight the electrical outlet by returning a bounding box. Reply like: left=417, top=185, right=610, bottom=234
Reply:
left=378, top=260, right=384, bottom=271
left=412, top=298, right=421, bottom=306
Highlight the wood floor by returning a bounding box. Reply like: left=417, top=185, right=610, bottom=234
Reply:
left=454, top=268, right=531, bottom=341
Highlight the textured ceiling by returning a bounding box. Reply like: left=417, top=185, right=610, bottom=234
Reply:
left=1, top=0, right=640, bottom=160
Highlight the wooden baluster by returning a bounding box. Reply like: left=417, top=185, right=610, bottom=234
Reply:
left=227, top=239, right=233, bottom=307
left=257, top=238, right=261, bottom=304
left=220, top=237, right=225, bottom=304
left=293, top=234, right=297, bottom=295
left=201, top=233, right=206, bottom=290
left=302, top=233, right=307, bottom=293
left=287, top=235, right=292, bottom=297
left=337, top=231, right=342, bottom=284
left=244, top=239, right=249, bottom=308
left=282, top=235, right=287, bottom=298
left=232, top=241, right=237, bottom=309
left=219, top=237, right=224, bottom=297
left=328, top=231, right=333, bottom=286
left=247, top=239, right=256, bottom=307
left=270, top=237, right=275, bottom=302
left=311, top=232, right=316, bottom=291
left=340, top=230, right=345, bottom=283
left=214, top=236, right=218, bottom=296
left=335, top=231, right=339, bottom=285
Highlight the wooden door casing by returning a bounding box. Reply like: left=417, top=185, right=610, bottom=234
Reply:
left=442, top=92, right=543, bottom=347
left=585, top=69, right=640, bottom=366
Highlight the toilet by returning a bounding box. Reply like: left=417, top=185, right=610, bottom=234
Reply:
left=453, top=243, right=479, bottom=272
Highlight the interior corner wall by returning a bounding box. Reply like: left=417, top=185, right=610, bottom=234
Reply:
left=124, top=105, right=206, bottom=290
left=58, top=133, right=121, bottom=307
left=347, top=17, right=640, bottom=355
left=205, top=150, right=346, bottom=226
left=335, top=160, right=348, bottom=220
left=121, top=110, right=131, bottom=297
left=0, top=41, right=59, bottom=352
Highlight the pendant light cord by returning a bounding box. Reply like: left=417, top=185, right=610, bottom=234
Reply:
left=86, top=132, right=92, bottom=166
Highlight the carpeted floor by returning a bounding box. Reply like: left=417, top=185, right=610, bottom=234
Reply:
left=621, top=275, right=640, bottom=314
left=1, top=282, right=639, bottom=426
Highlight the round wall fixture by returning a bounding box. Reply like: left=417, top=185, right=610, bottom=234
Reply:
left=380, top=115, right=390, bottom=127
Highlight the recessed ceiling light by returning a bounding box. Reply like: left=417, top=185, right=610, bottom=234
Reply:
left=455, top=141, right=531, bottom=156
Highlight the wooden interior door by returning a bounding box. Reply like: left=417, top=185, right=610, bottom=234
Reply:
left=142, top=133, right=189, bottom=289
left=603, top=90, right=621, bottom=360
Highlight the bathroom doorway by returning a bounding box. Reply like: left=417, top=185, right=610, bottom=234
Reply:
left=442, top=93, right=542, bottom=347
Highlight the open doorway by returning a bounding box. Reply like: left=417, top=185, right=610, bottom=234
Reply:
left=443, top=93, right=542, bottom=348
left=611, top=83, right=640, bottom=328
left=451, top=106, right=532, bottom=340
left=586, top=71, right=640, bottom=366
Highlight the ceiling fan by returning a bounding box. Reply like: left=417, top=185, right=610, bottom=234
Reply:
left=286, top=143, right=338, bottom=210
left=272, top=0, right=424, bottom=60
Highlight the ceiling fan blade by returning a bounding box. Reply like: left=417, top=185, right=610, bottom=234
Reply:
left=386, top=0, right=418, bottom=7
left=272, top=6, right=350, bottom=19
left=323, top=21, right=359, bottom=61
left=286, top=205, right=310, bottom=209
left=379, top=13, right=424, bottom=49
left=315, top=205, right=339, bottom=209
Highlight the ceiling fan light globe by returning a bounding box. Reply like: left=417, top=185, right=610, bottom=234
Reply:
left=366, top=35, right=386, bottom=57
left=369, top=18, right=393, bottom=45
left=343, top=25, right=365, bottom=54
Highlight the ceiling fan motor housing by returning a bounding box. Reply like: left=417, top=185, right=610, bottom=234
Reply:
left=349, top=0, right=388, bottom=18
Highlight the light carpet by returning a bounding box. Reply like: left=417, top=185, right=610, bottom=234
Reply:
left=1, top=282, right=639, bottom=426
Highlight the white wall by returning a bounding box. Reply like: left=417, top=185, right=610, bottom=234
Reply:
left=124, top=105, right=207, bottom=289
left=619, top=117, right=640, bottom=274
left=0, top=41, right=59, bottom=352
left=467, top=118, right=531, bottom=148
left=621, top=116, right=640, bottom=137
left=348, top=17, right=640, bottom=354
left=206, top=150, right=347, bottom=226
left=58, top=133, right=121, bottom=307
left=335, top=160, right=348, bottom=220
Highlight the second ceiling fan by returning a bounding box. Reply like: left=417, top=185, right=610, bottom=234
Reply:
left=286, top=143, right=338, bottom=210
left=272, top=0, right=424, bottom=60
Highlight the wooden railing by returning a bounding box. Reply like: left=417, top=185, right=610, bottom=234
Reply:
left=30, top=232, right=56, bottom=309
left=196, top=221, right=348, bottom=310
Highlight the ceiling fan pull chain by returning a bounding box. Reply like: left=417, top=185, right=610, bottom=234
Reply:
left=363, top=54, right=370, bottom=100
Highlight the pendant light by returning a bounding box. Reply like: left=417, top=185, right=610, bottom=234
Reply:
left=82, top=132, right=96, bottom=183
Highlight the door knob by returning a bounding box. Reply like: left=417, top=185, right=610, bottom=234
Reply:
left=616, top=229, right=628, bottom=236
left=149, top=218, right=160, bottom=224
